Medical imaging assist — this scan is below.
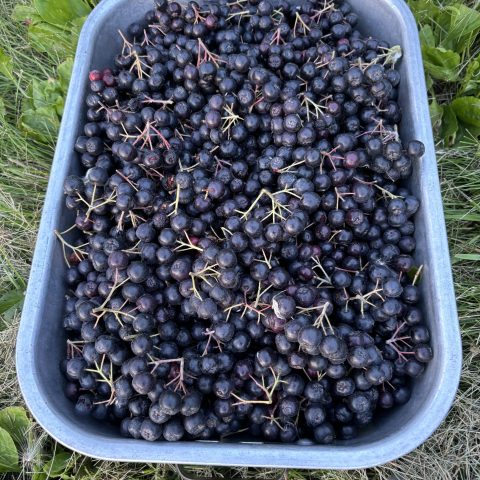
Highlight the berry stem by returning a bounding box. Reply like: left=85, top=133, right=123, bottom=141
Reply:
left=54, top=228, right=89, bottom=268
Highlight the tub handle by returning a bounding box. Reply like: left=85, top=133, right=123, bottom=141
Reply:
left=174, top=465, right=288, bottom=480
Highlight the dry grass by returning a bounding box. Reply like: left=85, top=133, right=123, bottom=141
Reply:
left=0, top=318, right=21, bottom=407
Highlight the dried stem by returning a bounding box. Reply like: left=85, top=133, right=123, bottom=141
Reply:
left=190, top=264, right=220, bottom=299
left=232, top=368, right=285, bottom=406
left=197, top=38, right=225, bottom=67
left=174, top=232, right=203, bottom=253
left=347, top=279, right=385, bottom=315
left=224, top=297, right=270, bottom=321
left=148, top=357, right=187, bottom=394
left=236, top=188, right=299, bottom=223
left=412, top=265, right=424, bottom=286
left=374, top=183, right=403, bottom=200
left=92, top=276, right=130, bottom=324
left=293, top=12, right=310, bottom=37
left=312, top=256, right=332, bottom=286
left=299, top=93, right=331, bottom=121
left=310, top=1, right=335, bottom=23
left=86, top=360, right=116, bottom=405
left=202, top=328, right=223, bottom=356
left=54, top=227, right=88, bottom=268
left=386, top=321, right=414, bottom=361
left=169, top=184, right=181, bottom=217
left=221, top=104, right=243, bottom=136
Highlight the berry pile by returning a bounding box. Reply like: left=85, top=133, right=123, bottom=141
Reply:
left=60, top=0, right=433, bottom=444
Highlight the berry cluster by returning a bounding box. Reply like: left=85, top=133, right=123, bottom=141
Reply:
left=60, top=0, right=432, bottom=444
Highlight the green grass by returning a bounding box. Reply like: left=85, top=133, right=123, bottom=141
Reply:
left=0, top=0, right=53, bottom=301
left=0, top=0, right=479, bottom=478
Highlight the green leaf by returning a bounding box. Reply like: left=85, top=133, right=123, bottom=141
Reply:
left=0, top=407, right=30, bottom=445
left=451, top=96, right=480, bottom=128
left=429, top=98, right=444, bottom=135
left=441, top=105, right=459, bottom=145
left=0, top=289, right=24, bottom=331
left=20, top=58, right=74, bottom=141
left=20, top=106, right=59, bottom=142
left=12, top=4, right=38, bottom=22
left=25, top=77, right=63, bottom=116
left=459, top=54, right=480, bottom=96
left=419, top=25, right=436, bottom=48
left=43, top=452, right=72, bottom=477
left=0, top=289, right=25, bottom=316
left=425, top=74, right=433, bottom=91
left=407, top=0, right=441, bottom=26
left=28, top=23, right=72, bottom=57
left=57, top=58, right=74, bottom=92
left=19, top=0, right=91, bottom=61
left=69, top=15, right=88, bottom=41
left=27, top=78, right=63, bottom=112
left=0, top=48, right=13, bottom=80
left=33, top=0, right=91, bottom=26
left=442, top=5, right=480, bottom=54
left=454, top=122, right=480, bottom=144
left=422, top=46, right=460, bottom=82
left=0, top=426, right=19, bottom=473
left=70, top=15, right=88, bottom=28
